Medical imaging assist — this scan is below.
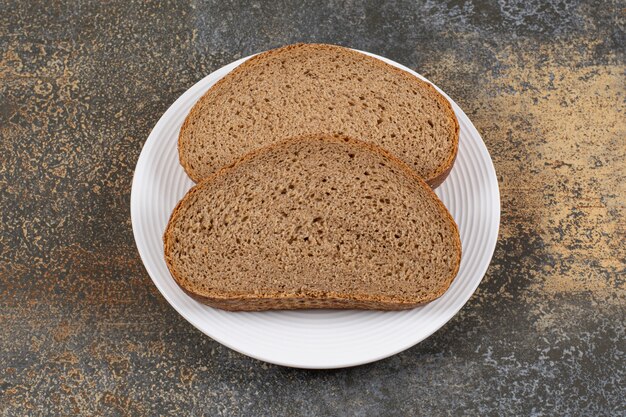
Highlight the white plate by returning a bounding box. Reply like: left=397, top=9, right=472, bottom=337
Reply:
left=131, top=49, right=500, bottom=369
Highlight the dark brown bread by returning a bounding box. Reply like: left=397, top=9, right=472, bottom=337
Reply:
left=178, top=43, right=459, bottom=187
left=164, top=134, right=461, bottom=311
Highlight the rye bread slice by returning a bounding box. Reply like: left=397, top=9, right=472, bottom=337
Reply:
left=179, top=43, right=459, bottom=187
left=164, top=134, right=461, bottom=311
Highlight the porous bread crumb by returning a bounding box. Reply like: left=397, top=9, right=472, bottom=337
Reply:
left=179, top=43, right=459, bottom=187
left=164, top=134, right=461, bottom=311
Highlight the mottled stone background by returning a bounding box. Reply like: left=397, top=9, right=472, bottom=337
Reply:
left=1, top=0, right=624, bottom=415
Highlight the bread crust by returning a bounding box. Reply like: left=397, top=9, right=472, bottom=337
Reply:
left=178, top=43, right=459, bottom=187
left=164, top=134, right=461, bottom=311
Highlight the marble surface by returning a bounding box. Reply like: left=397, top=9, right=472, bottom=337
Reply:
left=1, top=0, right=624, bottom=415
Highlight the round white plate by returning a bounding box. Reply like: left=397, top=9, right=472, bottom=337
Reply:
left=131, top=49, right=500, bottom=369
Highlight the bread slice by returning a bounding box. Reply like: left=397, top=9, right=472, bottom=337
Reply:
left=179, top=43, right=459, bottom=187
left=164, top=134, right=461, bottom=311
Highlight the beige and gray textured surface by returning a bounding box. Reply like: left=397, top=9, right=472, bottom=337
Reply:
left=1, top=0, right=624, bottom=415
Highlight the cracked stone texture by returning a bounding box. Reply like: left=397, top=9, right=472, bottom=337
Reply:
left=1, top=0, right=624, bottom=415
